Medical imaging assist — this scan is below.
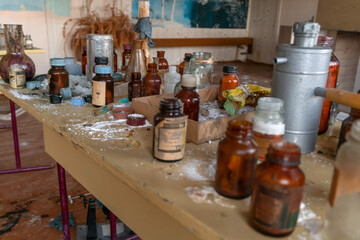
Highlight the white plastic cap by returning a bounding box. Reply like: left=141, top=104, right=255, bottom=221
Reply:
left=181, top=74, right=197, bottom=88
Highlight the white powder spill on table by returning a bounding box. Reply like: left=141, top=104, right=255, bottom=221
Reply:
left=199, top=100, right=254, bottom=122
left=185, top=186, right=236, bottom=208
left=10, top=90, right=40, bottom=100
left=297, top=202, right=323, bottom=240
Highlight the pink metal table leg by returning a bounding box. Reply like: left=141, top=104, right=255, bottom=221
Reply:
left=0, top=100, right=53, bottom=175
left=57, top=163, right=71, bottom=240
left=110, top=211, right=117, bottom=240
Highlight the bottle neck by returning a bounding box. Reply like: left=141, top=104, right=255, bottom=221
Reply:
left=226, top=130, right=253, bottom=139
left=51, top=65, right=65, bottom=69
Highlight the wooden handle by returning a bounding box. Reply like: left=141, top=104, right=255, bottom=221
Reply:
left=325, top=88, right=360, bottom=109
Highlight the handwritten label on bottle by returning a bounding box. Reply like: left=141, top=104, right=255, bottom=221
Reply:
left=154, top=116, right=187, bottom=161
left=92, top=81, right=106, bottom=106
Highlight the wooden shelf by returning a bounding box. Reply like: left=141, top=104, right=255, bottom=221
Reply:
left=0, top=47, right=44, bottom=56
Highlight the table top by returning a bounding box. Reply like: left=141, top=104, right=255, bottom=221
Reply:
left=0, top=81, right=336, bottom=240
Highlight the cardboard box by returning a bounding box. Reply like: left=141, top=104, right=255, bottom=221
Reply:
left=132, top=88, right=254, bottom=144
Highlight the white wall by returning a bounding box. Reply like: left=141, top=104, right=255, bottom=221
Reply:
left=279, top=0, right=319, bottom=26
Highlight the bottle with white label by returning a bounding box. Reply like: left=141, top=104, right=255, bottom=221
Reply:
left=252, top=97, right=285, bottom=161
left=324, top=120, right=360, bottom=240
left=92, top=65, right=114, bottom=107
left=153, top=98, right=187, bottom=162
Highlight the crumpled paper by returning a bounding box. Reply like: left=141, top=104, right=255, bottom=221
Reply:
left=223, top=84, right=271, bottom=116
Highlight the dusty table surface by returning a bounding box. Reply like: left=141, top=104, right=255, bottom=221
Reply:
left=0, top=79, right=334, bottom=240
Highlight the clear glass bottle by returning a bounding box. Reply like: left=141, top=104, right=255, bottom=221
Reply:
left=164, top=66, right=180, bottom=94
left=128, top=72, right=142, bottom=101
left=122, top=44, right=132, bottom=71
left=92, top=65, right=114, bottom=107
left=253, top=97, right=285, bottom=161
left=191, top=52, right=213, bottom=89
left=174, top=54, right=192, bottom=95
left=24, top=35, right=33, bottom=49
left=49, top=58, right=69, bottom=95
left=318, top=36, right=340, bottom=134
left=218, top=65, right=239, bottom=105
left=175, top=74, right=200, bottom=121
left=324, top=120, right=360, bottom=240
left=179, top=53, right=192, bottom=76
left=0, top=24, right=35, bottom=82
left=153, top=98, right=187, bottom=162
left=142, top=63, right=161, bottom=96
left=250, top=140, right=305, bottom=236
left=81, top=46, right=87, bottom=75
left=215, top=120, right=258, bottom=199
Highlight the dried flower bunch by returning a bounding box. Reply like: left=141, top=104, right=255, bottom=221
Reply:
left=63, top=0, right=135, bottom=57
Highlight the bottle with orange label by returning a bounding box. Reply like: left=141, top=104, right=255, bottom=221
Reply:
left=253, top=97, right=285, bottom=161
left=215, top=120, right=258, bottom=199
left=324, top=120, right=360, bottom=240
left=250, top=140, right=305, bottom=237
left=218, top=65, right=239, bottom=106
left=92, top=65, right=114, bottom=107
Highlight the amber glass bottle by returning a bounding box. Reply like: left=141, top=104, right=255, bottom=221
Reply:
left=338, top=95, right=360, bottom=149
left=113, top=49, right=118, bottom=72
left=250, top=140, right=305, bottom=237
left=128, top=72, right=142, bottom=101
left=153, top=98, right=187, bottom=162
left=157, top=51, right=169, bottom=71
left=318, top=36, right=340, bottom=134
left=175, top=74, right=200, bottom=121
left=49, top=58, right=69, bottom=95
left=218, top=66, right=239, bottom=103
left=81, top=46, right=87, bottom=75
left=92, top=66, right=114, bottom=107
left=215, top=120, right=258, bottom=199
left=142, top=63, right=161, bottom=96
left=122, top=44, right=132, bottom=71
left=179, top=53, right=192, bottom=76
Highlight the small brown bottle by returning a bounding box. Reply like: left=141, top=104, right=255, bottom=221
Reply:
left=128, top=72, right=142, bottom=101
left=175, top=74, right=200, bottom=121
left=92, top=66, right=114, bottom=107
left=122, top=44, right=132, bottom=71
left=157, top=51, right=169, bottom=71
left=179, top=53, right=192, bottom=76
left=215, top=120, right=258, bottom=199
left=49, top=58, right=69, bottom=95
left=142, top=63, right=161, bottom=96
left=153, top=98, right=187, bottom=162
left=250, top=140, right=305, bottom=237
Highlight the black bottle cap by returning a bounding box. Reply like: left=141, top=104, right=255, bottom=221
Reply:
left=223, top=65, right=238, bottom=73
left=185, top=54, right=192, bottom=61
left=50, top=94, right=62, bottom=104
left=83, top=95, right=92, bottom=103
left=95, top=57, right=108, bottom=64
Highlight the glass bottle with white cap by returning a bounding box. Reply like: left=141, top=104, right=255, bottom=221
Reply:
left=175, top=74, right=200, bottom=121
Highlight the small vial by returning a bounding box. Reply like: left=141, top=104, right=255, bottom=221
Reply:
left=253, top=97, right=285, bottom=161
left=250, top=140, right=305, bottom=237
left=92, top=65, right=114, bottom=107
left=175, top=74, right=200, bottom=121
left=218, top=65, right=239, bottom=104
left=142, top=63, right=161, bottom=96
left=128, top=72, right=142, bottom=101
left=49, top=58, right=69, bottom=95
left=153, top=98, right=188, bottom=162
left=215, top=120, right=258, bottom=199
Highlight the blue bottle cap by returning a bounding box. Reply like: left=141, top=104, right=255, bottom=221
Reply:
left=50, top=58, right=65, bottom=66
left=26, top=81, right=37, bottom=90
left=95, top=65, right=112, bottom=74
left=71, top=96, right=85, bottom=106
left=60, top=87, right=72, bottom=100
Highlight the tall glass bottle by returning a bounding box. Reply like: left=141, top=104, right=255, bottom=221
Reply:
left=179, top=53, right=192, bottom=76
left=49, top=58, right=69, bottom=95
left=250, top=140, right=304, bottom=236
left=92, top=66, right=114, bottom=107
left=175, top=74, right=200, bottom=121
left=81, top=46, right=87, bottom=75
left=324, top=120, right=360, bottom=240
left=128, top=72, right=142, bottom=101
left=215, top=120, right=258, bottom=199
left=164, top=66, right=180, bottom=94
left=0, top=24, right=35, bottom=82
left=142, top=63, right=161, bottom=96
left=318, top=36, right=340, bottom=134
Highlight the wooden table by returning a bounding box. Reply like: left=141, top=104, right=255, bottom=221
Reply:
left=0, top=82, right=335, bottom=240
